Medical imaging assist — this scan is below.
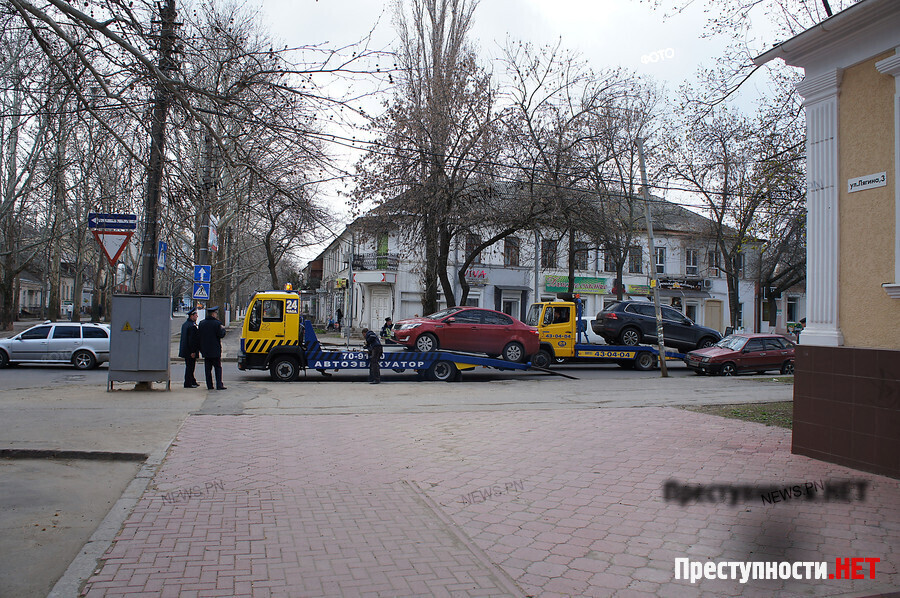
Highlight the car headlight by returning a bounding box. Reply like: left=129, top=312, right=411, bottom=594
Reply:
left=398, top=323, right=421, bottom=331
left=701, top=356, right=711, bottom=363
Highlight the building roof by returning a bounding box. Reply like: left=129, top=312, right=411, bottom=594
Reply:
left=754, top=0, right=900, bottom=69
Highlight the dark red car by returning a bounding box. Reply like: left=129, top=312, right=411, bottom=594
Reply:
left=393, top=307, right=539, bottom=362
left=684, top=333, right=795, bottom=376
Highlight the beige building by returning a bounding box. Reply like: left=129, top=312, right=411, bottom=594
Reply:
left=756, top=0, right=900, bottom=477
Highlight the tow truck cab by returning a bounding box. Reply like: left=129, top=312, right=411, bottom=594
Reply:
left=238, top=290, right=307, bottom=375
left=525, top=298, right=588, bottom=366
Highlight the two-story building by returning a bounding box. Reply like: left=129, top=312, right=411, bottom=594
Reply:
left=309, top=198, right=804, bottom=335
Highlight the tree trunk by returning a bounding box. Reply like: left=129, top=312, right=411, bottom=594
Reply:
left=422, top=214, right=440, bottom=314
left=567, top=228, right=576, bottom=294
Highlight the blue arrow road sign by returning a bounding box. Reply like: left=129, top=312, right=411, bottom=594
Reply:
left=88, top=213, right=137, bottom=230
left=193, top=265, right=211, bottom=282
left=192, top=282, right=210, bottom=300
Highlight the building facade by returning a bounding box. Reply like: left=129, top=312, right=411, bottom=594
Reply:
left=756, top=0, right=900, bottom=477
left=308, top=200, right=804, bottom=338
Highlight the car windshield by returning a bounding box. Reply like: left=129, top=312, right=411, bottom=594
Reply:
left=425, top=307, right=463, bottom=320
left=716, top=336, right=747, bottom=350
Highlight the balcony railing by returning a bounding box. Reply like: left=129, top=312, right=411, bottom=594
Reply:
left=352, top=253, right=399, bottom=271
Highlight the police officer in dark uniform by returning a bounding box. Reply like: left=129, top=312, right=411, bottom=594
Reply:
left=362, top=327, right=382, bottom=384
left=178, top=308, right=200, bottom=387
left=198, top=305, right=227, bottom=390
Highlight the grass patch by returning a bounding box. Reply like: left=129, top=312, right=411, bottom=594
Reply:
left=681, top=401, right=793, bottom=429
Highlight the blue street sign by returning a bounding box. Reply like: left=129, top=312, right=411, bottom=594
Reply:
left=88, top=213, right=137, bottom=230
left=193, top=265, right=211, bottom=282
left=157, top=241, right=167, bottom=271
left=192, top=282, right=210, bottom=300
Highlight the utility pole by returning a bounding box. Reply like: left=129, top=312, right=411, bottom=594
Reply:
left=139, top=0, right=177, bottom=295
left=637, top=138, right=668, bottom=377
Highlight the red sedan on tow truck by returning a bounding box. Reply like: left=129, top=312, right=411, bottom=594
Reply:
left=393, top=307, right=539, bottom=363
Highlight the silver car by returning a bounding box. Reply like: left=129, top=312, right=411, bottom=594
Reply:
left=0, top=321, right=110, bottom=369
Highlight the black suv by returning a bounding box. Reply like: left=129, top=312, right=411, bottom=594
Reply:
left=592, top=301, right=722, bottom=352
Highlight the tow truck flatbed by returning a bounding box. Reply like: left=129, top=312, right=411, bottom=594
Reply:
left=240, top=319, right=534, bottom=382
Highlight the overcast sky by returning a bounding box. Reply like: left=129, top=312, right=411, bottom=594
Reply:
left=255, top=0, right=777, bottom=93
left=250, top=0, right=781, bottom=260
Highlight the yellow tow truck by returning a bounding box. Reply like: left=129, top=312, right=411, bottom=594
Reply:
left=525, top=295, right=682, bottom=370
left=238, top=288, right=536, bottom=382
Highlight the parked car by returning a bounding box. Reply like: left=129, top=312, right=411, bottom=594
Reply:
left=393, top=307, right=539, bottom=362
left=684, top=333, right=795, bottom=376
left=0, top=321, right=110, bottom=369
left=591, top=301, right=721, bottom=352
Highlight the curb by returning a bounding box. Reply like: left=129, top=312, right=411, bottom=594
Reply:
left=46, top=434, right=178, bottom=598
left=0, top=449, right=147, bottom=461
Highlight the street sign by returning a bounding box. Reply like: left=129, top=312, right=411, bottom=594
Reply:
left=192, top=282, right=210, bottom=300
left=194, top=265, right=211, bottom=282
left=92, top=230, right=133, bottom=265
left=157, top=241, right=167, bottom=271
left=88, top=213, right=137, bottom=230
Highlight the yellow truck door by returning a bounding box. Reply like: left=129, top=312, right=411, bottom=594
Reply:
left=539, top=303, right=576, bottom=358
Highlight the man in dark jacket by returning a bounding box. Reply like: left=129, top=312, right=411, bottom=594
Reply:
left=198, top=305, right=227, bottom=390
left=178, top=308, right=200, bottom=388
left=362, top=327, right=382, bottom=384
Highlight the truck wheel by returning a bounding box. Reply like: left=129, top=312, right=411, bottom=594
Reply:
left=270, top=356, right=299, bottom=382
left=531, top=349, right=552, bottom=369
left=427, top=360, right=456, bottom=381
left=633, top=352, right=656, bottom=371
left=502, top=342, right=526, bottom=363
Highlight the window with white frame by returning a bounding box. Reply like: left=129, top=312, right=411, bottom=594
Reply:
left=685, top=248, right=699, bottom=276
left=787, top=296, right=799, bottom=323
left=655, top=246, right=666, bottom=274
left=707, top=250, right=720, bottom=276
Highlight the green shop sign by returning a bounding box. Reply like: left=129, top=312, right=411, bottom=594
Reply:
left=544, top=275, right=608, bottom=294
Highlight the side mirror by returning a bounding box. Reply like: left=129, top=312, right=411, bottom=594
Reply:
left=446, top=317, right=456, bottom=324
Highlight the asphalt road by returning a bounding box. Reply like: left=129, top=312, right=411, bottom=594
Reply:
left=0, top=319, right=795, bottom=597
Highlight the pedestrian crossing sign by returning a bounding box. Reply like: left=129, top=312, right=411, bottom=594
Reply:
left=193, top=282, right=210, bottom=300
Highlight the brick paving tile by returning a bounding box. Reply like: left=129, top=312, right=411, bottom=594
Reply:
left=81, top=408, right=900, bottom=597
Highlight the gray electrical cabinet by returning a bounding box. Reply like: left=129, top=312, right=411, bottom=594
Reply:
left=108, top=294, right=171, bottom=390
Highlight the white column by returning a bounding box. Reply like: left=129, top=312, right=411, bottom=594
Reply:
left=875, top=50, right=900, bottom=297
left=797, top=69, right=844, bottom=346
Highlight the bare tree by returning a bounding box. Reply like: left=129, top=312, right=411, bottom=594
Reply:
left=499, top=41, right=628, bottom=293
left=354, top=0, right=502, bottom=313
left=663, top=88, right=805, bottom=328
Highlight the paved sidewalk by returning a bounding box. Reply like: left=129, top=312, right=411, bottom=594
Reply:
left=80, top=408, right=899, bottom=597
